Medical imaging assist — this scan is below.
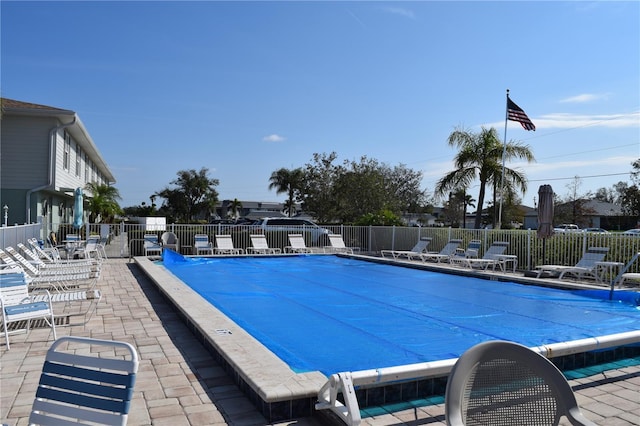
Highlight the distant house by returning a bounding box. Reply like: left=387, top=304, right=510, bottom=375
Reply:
left=0, top=98, right=115, bottom=226
left=523, top=199, right=629, bottom=230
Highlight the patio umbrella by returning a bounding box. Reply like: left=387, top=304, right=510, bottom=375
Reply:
left=537, top=184, right=554, bottom=263
left=73, top=187, right=84, bottom=229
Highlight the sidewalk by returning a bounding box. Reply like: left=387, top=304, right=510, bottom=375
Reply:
left=1, top=259, right=638, bottom=425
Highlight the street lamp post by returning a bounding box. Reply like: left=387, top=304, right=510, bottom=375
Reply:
left=3, top=205, right=8, bottom=227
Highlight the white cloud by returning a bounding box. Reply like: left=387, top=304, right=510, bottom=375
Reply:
left=533, top=111, right=640, bottom=129
left=380, top=6, right=416, bottom=20
left=484, top=111, right=640, bottom=130
left=262, top=134, right=285, bottom=143
left=559, top=93, right=609, bottom=103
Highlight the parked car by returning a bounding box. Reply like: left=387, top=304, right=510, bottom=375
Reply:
left=622, top=229, right=640, bottom=236
left=553, top=224, right=582, bottom=233
left=251, top=217, right=330, bottom=243
left=583, top=228, right=610, bottom=234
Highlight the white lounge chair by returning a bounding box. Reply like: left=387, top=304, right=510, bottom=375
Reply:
left=324, top=234, right=354, bottom=254
left=1, top=247, right=101, bottom=293
left=451, top=241, right=512, bottom=271
left=19, top=243, right=97, bottom=268
left=29, top=336, right=139, bottom=425
left=194, top=234, right=214, bottom=255
left=619, top=273, right=640, bottom=287
left=28, top=238, right=61, bottom=262
left=445, top=340, right=596, bottom=426
left=419, top=239, right=463, bottom=263
left=381, top=237, right=432, bottom=260
left=143, top=234, right=162, bottom=257
left=8, top=247, right=102, bottom=325
left=1, top=268, right=56, bottom=350
left=248, top=234, right=281, bottom=254
left=285, top=234, right=313, bottom=253
left=535, top=247, right=609, bottom=280
left=214, top=235, right=244, bottom=255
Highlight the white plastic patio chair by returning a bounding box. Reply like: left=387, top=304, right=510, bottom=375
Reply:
left=161, top=231, right=179, bottom=252
left=29, top=336, right=139, bottom=426
left=445, top=340, right=596, bottom=426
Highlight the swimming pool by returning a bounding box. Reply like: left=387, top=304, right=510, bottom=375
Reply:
left=161, top=251, right=640, bottom=376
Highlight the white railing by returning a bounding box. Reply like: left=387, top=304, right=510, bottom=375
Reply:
left=19, top=222, right=640, bottom=274
left=0, top=223, right=42, bottom=251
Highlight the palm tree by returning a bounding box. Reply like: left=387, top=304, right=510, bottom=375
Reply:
left=84, top=182, right=122, bottom=222
left=229, top=198, right=243, bottom=219
left=436, top=127, right=534, bottom=228
left=268, top=168, right=304, bottom=217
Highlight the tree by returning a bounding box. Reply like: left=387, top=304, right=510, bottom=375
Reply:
left=268, top=168, right=304, bottom=217
left=298, top=153, right=427, bottom=223
left=84, top=182, right=122, bottom=222
left=553, top=177, right=595, bottom=226
left=229, top=198, right=243, bottom=219
left=435, top=127, right=535, bottom=228
left=300, top=152, right=341, bottom=222
left=156, top=168, right=219, bottom=222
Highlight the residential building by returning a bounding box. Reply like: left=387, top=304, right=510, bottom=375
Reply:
left=0, top=98, right=115, bottom=227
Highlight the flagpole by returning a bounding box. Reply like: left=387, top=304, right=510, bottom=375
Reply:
left=498, top=89, right=509, bottom=229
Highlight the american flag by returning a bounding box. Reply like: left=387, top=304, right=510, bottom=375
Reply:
left=507, top=97, right=535, bottom=131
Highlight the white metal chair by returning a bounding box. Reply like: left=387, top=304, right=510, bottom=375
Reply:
left=29, top=336, right=139, bottom=425
left=194, top=234, right=214, bottom=255
left=1, top=268, right=56, bottom=350
left=248, top=234, right=281, bottom=254
left=143, top=234, right=162, bottom=257
left=445, top=340, right=596, bottom=426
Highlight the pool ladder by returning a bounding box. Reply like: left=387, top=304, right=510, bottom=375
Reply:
left=609, top=252, right=640, bottom=299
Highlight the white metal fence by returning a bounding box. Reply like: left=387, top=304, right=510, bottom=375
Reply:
left=3, top=222, right=639, bottom=273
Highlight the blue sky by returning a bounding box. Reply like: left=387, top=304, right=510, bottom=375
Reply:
left=2, top=1, right=639, bottom=210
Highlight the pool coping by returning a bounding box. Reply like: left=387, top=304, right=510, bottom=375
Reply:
left=135, top=256, right=328, bottom=402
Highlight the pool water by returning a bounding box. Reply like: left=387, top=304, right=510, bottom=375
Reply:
left=162, top=251, right=640, bottom=376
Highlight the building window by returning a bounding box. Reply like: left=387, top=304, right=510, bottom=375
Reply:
left=63, top=131, right=71, bottom=170
left=92, top=163, right=96, bottom=182
left=85, top=153, right=90, bottom=182
left=76, top=144, right=82, bottom=177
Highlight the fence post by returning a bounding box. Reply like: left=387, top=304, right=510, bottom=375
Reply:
left=391, top=225, right=396, bottom=252
left=120, top=221, right=126, bottom=257
left=526, top=229, right=532, bottom=271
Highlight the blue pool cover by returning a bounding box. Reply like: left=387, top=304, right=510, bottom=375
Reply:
left=162, top=251, right=640, bottom=376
